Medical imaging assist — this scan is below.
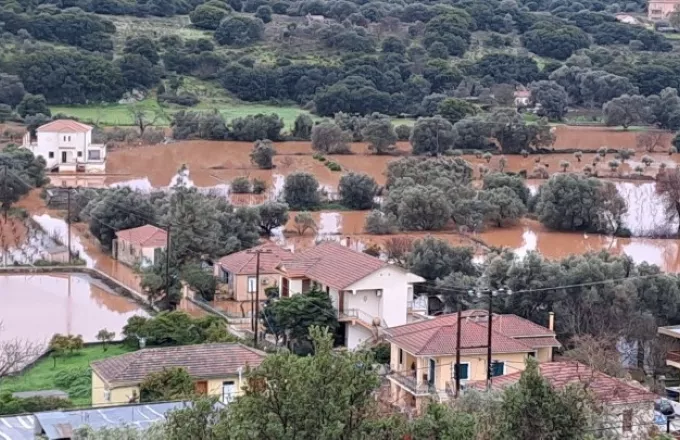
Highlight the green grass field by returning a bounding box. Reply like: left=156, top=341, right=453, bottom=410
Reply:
left=0, top=344, right=134, bottom=406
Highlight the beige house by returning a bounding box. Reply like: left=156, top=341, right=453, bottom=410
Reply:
left=469, top=362, right=656, bottom=440
left=649, top=0, right=680, bottom=20
left=276, top=241, right=426, bottom=349
left=214, top=242, right=293, bottom=302
left=386, top=310, right=560, bottom=412
left=90, top=343, right=265, bottom=406
left=113, top=224, right=167, bottom=267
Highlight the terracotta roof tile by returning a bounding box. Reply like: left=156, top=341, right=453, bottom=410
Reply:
left=467, top=361, right=656, bottom=405
left=36, top=119, right=92, bottom=133
left=218, top=242, right=293, bottom=275
left=277, top=241, right=389, bottom=290
left=116, top=225, right=167, bottom=247
left=91, top=343, right=265, bottom=386
left=386, top=311, right=560, bottom=356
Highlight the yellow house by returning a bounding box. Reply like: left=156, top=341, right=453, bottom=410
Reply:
left=90, top=343, right=265, bottom=406
left=386, top=310, right=560, bottom=412
left=214, top=242, right=292, bottom=303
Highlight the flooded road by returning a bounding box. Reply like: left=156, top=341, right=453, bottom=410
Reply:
left=0, top=274, right=147, bottom=346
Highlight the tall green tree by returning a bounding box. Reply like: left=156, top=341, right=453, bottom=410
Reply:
left=495, top=359, right=593, bottom=440
left=140, top=367, right=195, bottom=403
left=338, top=172, right=378, bottom=210
left=227, top=327, right=381, bottom=438
left=283, top=172, right=321, bottom=210
left=261, top=288, right=338, bottom=350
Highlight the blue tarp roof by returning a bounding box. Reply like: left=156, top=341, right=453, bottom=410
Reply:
left=0, top=401, right=217, bottom=440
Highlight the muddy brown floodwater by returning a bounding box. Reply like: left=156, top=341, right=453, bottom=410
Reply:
left=0, top=274, right=148, bottom=347
left=25, top=127, right=680, bottom=285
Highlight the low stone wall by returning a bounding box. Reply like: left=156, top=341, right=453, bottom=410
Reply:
left=0, top=265, right=156, bottom=313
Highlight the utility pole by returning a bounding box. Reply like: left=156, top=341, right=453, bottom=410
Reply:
left=165, top=225, right=171, bottom=300
left=486, top=289, right=493, bottom=390
left=247, top=248, right=272, bottom=348
left=454, top=305, right=462, bottom=397
left=66, top=188, right=72, bottom=264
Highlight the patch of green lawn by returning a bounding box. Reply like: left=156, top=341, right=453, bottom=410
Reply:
left=0, top=344, right=134, bottom=406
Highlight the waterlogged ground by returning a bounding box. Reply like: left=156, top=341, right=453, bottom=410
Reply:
left=19, top=126, right=680, bottom=287
left=0, top=273, right=147, bottom=347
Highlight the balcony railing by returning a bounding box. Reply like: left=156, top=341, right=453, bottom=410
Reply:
left=338, top=308, right=387, bottom=329
left=668, top=351, right=680, bottom=364
left=388, top=370, right=434, bottom=396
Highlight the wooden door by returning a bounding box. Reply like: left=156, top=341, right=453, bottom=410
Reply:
left=282, top=277, right=289, bottom=297
left=61, top=151, right=67, bottom=163
left=195, top=380, right=208, bottom=395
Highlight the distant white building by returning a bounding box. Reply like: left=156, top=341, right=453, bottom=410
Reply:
left=22, top=120, right=106, bottom=173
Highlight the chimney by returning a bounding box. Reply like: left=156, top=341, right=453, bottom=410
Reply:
left=548, top=312, right=555, bottom=331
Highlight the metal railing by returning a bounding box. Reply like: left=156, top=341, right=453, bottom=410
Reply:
left=338, top=308, right=388, bottom=329
left=388, top=370, right=434, bottom=396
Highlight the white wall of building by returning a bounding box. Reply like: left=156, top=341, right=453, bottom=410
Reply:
left=345, top=266, right=419, bottom=328
left=346, top=324, right=373, bottom=349
left=26, top=127, right=105, bottom=171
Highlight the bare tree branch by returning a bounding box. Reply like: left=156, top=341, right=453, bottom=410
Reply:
left=0, top=321, right=44, bottom=377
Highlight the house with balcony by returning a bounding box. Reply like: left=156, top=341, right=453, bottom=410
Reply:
left=468, top=362, right=656, bottom=440
left=657, top=324, right=680, bottom=369
left=22, top=119, right=106, bottom=172
left=385, top=310, right=560, bottom=413
left=276, top=241, right=426, bottom=349
left=90, top=343, right=265, bottom=406
left=214, top=242, right=293, bottom=302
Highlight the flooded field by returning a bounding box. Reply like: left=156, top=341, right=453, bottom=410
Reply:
left=20, top=127, right=680, bottom=289
left=0, top=274, right=147, bottom=346
left=551, top=126, right=673, bottom=151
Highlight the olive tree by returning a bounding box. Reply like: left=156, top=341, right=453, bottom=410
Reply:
left=410, top=116, right=455, bottom=156
left=361, top=118, right=397, bottom=155
left=311, top=122, right=351, bottom=154
left=283, top=172, right=321, bottom=210
left=395, top=185, right=452, bottom=230
left=250, top=139, right=276, bottom=169
left=256, top=201, right=289, bottom=235
left=338, top=172, right=378, bottom=210
left=478, top=187, right=527, bottom=227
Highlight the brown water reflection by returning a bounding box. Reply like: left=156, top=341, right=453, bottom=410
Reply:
left=0, top=274, right=147, bottom=345
left=276, top=212, right=680, bottom=273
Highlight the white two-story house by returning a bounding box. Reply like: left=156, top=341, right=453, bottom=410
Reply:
left=276, top=241, right=426, bottom=349
left=22, top=120, right=106, bottom=172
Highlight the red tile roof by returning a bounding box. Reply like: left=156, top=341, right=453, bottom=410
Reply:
left=37, top=119, right=92, bottom=133
left=467, top=361, right=656, bottom=405
left=218, top=242, right=293, bottom=275
left=116, top=225, right=167, bottom=248
left=91, top=343, right=265, bottom=386
left=277, top=241, right=389, bottom=290
left=386, top=310, right=560, bottom=356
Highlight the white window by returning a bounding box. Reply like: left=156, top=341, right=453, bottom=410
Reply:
left=48, top=152, right=54, bottom=159
left=247, top=277, right=257, bottom=293
left=77, top=151, right=82, bottom=157
left=222, top=381, right=236, bottom=403
left=88, top=150, right=101, bottom=161
left=453, top=362, right=470, bottom=381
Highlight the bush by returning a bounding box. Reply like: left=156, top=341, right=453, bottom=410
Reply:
left=215, top=15, right=264, bottom=46
left=338, top=172, right=378, bottom=210
left=250, top=139, right=276, bottom=169
left=253, top=178, right=267, bottom=194
left=231, top=176, right=252, bottom=193
left=54, top=367, right=92, bottom=399
left=157, top=92, right=200, bottom=106
left=284, top=172, right=321, bottom=210
left=326, top=161, right=342, bottom=171
left=395, top=124, right=412, bottom=141
left=311, top=122, right=351, bottom=154
left=364, top=210, right=397, bottom=234
left=230, top=113, right=284, bottom=141
left=0, top=392, right=72, bottom=416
